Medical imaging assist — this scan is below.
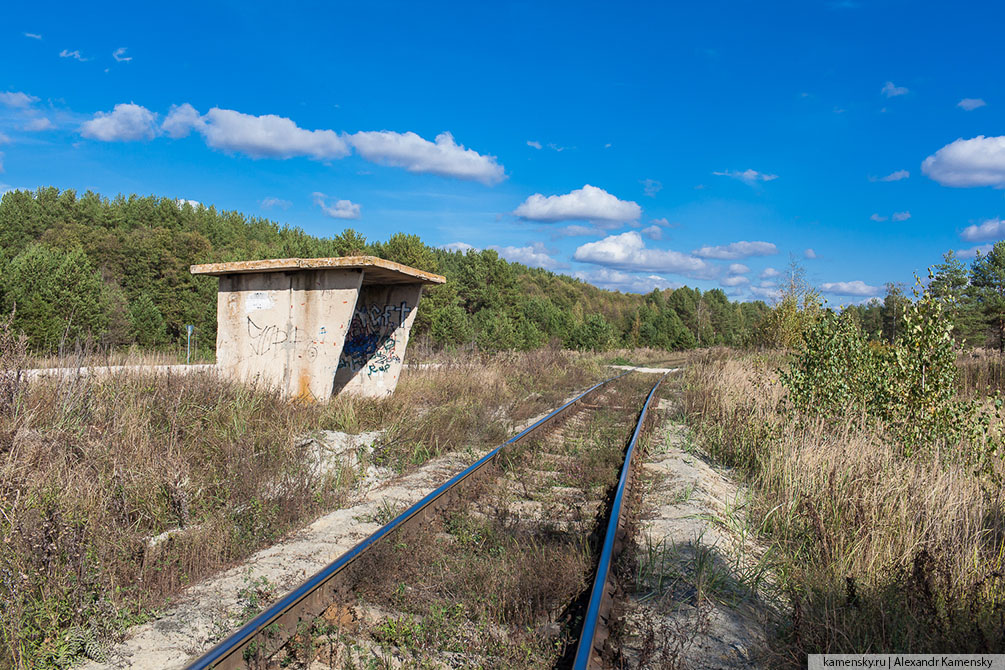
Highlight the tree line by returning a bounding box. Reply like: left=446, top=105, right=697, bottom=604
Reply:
left=0, top=187, right=770, bottom=355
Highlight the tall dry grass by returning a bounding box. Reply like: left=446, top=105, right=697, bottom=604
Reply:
left=0, top=332, right=604, bottom=669
left=682, top=349, right=1005, bottom=663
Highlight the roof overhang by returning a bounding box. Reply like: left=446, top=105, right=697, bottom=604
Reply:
left=190, top=256, right=446, bottom=285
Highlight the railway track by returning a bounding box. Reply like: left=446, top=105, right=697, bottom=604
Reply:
left=185, top=370, right=667, bottom=670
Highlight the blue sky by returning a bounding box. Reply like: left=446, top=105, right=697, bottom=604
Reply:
left=2, top=0, right=1004, bottom=303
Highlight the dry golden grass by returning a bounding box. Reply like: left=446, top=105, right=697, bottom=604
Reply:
left=682, top=349, right=1005, bottom=663
left=0, top=331, right=605, bottom=669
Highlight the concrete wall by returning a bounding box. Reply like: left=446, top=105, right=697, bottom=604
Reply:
left=332, top=283, right=423, bottom=398
left=217, top=269, right=363, bottom=401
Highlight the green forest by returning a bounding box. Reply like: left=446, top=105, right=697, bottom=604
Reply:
left=0, top=187, right=771, bottom=355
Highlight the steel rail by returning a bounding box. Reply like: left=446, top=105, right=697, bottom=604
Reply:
left=184, top=370, right=631, bottom=670
left=572, top=372, right=668, bottom=670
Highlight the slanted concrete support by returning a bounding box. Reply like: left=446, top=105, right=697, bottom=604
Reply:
left=191, top=257, right=445, bottom=402
left=333, top=283, right=424, bottom=398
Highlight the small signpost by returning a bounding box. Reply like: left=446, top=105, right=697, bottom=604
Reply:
left=186, top=325, right=194, bottom=365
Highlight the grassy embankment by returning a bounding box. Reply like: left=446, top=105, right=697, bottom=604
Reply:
left=681, top=346, right=1005, bottom=665
left=0, top=323, right=609, bottom=670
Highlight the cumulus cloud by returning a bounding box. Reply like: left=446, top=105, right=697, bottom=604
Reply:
left=891, top=211, right=911, bottom=221
left=527, top=140, right=542, bottom=149
left=728, top=263, right=750, bottom=275
left=312, top=192, right=360, bottom=219
left=514, top=184, right=641, bottom=223
left=112, top=47, right=132, bottom=62
left=442, top=242, right=476, bottom=253
left=487, top=242, right=560, bottom=270
left=721, top=276, right=750, bottom=287
left=573, top=231, right=714, bottom=278
left=80, top=103, right=158, bottom=141
left=958, top=243, right=996, bottom=259
left=574, top=267, right=681, bottom=293
left=881, top=81, right=909, bottom=97
left=869, top=169, right=909, bottom=182
left=804, top=248, right=817, bottom=259
left=176, top=199, right=201, bottom=208
left=922, top=135, right=1005, bottom=188
left=641, top=224, right=663, bottom=240
left=348, top=130, right=504, bottom=184
left=260, top=197, right=292, bottom=210
left=712, top=169, right=778, bottom=184
left=0, top=91, right=38, bottom=108
left=760, top=267, right=780, bottom=279
left=691, top=240, right=777, bottom=260
left=958, top=98, right=986, bottom=111
left=820, top=280, right=880, bottom=296
left=961, top=217, right=1005, bottom=242
left=59, top=49, right=88, bottom=61
left=749, top=285, right=782, bottom=300
left=641, top=178, right=662, bottom=197
left=164, top=105, right=350, bottom=160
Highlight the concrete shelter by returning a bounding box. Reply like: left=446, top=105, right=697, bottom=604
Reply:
left=190, top=256, right=445, bottom=401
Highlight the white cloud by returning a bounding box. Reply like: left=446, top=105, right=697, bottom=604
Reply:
left=487, top=242, right=560, bottom=270
left=165, top=105, right=350, bottom=160
left=721, top=275, right=750, bottom=287
left=573, top=231, right=715, bottom=278
left=804, top=248, right=817, bottom=259
left=24, top=33, right=41, bottom=39
left=641, top=178, right=662, bottom=197
left=514, top=184, right=641, bottom=223
left=312, top=192, right=360, bottom=219
left=881, top=81, right=909, bottom=97
left=112, top=47, right=132, bottom=62
left=260, top=197, right=292, bottom=210
left=348, top=130, right=504, bottom=184
left=870, top=169, right=910, bottom=182
left=961, top=217, right=1005, bottom=242
left=870, top=213, right=888, bottom=222
left=442, top=242, right=476, bottom=253
left=891, top=211, right=911, bottom=221
left=820, top=280, right=880, bottom=296
left=958, top=243, right=996, bottom=259
left=922, top=135, right=1005, bottom=188
left=641, top=224, right=663, bottom=240
left=59, top=49, right=88, bottom=62
left=712, top=169, right=778, bottom=184
left=728, top=263, right=750, bottom=275
left=574, top=267, right=681, bottom=293
left=24, top=117, right=53, bottom=131
left=691, top=240, right=777, bottom=260
left=527, top=140, right=542, bottom=149
left=80, top=103, right=158, bottom=141
left=176, top=199, right=201, bottom=208
left=760, top=267, right=780, bottom=279
left=958, top=98, right=986, bottom=111
left=0, top=91, right=38, bottom=108
left=649, top=217, right=674, bottom=227
left=749, top=285, right=782, bottom=300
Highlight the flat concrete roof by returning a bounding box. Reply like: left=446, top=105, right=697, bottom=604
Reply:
left=190, top=256, right=446, bottom=285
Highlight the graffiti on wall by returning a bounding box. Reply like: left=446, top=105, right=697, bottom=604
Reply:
left=247, top=316, right=302, bottom=356
left=338, top=301, right=411, bottom=377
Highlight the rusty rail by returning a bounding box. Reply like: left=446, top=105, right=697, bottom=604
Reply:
left=184, top=371, right=631, bottom=670
left=572, top=372, right=667, bottom=670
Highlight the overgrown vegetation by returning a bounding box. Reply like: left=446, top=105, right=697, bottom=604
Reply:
left=0, top=187, right=767, bottom=357
left=0, top=337, right=604, bottom=669
left=681, top=279, right=1005, bottom=664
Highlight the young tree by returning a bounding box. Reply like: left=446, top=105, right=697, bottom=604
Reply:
left=881, top=282, right=909, bottom=343
left=930, top=250, right=980, bottom=345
